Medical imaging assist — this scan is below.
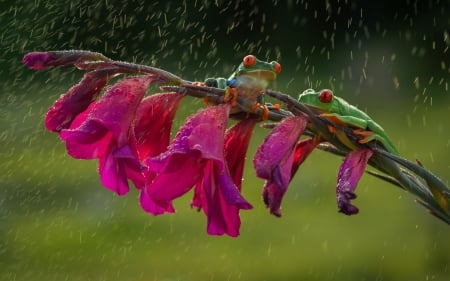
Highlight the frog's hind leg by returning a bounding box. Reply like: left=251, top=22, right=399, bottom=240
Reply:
left=352, top=129, right=395, bottom=153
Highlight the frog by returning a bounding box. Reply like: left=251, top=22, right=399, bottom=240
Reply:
left=202, top=55, right=281, bottom=117
left=297, top=88, right=398, bottom=155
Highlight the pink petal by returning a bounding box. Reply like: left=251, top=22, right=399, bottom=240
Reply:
left=198, top=162, right=242, bottom=237
left=143, top=156, right=203, bottom=215
left=133, top=92, right=184, bottom=162
left=290, top=137, right=319, bottom=179
left=254, top=116, right=308, bottom=216
left=88, top=75, right=155, bottom=147
left=224, top=119, right=257, bottom=189
left=336, top=148, right=373, bottom=215
left=45, top=70, right=111, bottom=132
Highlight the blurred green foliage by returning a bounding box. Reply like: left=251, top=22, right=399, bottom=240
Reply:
left=0, top=1, right=449, bottom=280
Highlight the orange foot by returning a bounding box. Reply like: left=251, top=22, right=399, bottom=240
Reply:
left=250, top=103, right=270, bottom=120
left=352, top=129, right=373, bottom=143
left=224, top=87, right=238, bottom=106
left=191, top=81, right=206, bottom=86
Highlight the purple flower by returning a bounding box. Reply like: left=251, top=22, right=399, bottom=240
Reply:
left=254, top=115, right=314, bottom=217
left=45, top=69, right=117, bottom=132
left=336, top=148, right=373, bottom=215
left=59, top=75, right=157, bottom=195
left=141, top=104, right=253, bottom=237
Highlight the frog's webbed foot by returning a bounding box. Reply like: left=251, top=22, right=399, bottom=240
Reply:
left=250, top=103, right=271, bottom=120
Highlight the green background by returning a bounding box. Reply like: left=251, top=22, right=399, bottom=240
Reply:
left=1, top=1, right=449, bottom=280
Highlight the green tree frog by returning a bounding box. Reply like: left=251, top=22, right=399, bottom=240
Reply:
left=298, top=89, right=398, bottom=155
left=203, top=55, right=281, bottom=116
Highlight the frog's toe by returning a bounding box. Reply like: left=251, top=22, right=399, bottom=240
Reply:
left=249, top=103, right=269, bottom=120
left=192, top=81, right=207, bottom=86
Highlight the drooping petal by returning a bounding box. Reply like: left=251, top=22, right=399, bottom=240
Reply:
left=290, top=137, right=320, bottom=179
left=196, top=161, right=250, bottom=237
left=336, top=148, right=373, bottom=215
left=99, top=143, right=144, bottom=195
left=45, top=69, right=114, bottom=132
left=133, top=92, right=184, bottom=162
left=254, top=116, right=308, bottom=216
left=224, top=119, right=257, bottom=189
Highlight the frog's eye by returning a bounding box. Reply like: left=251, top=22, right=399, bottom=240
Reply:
left=319, top=89, right=333, bottom=103
left=243, top=55, right=256, bottom=67
left=272, top=61, right=282, bottom=74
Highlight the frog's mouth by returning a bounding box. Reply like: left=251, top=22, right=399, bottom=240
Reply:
left=242, top=70, right=276, bottom=81
left=301, top=104, right=327, bottom=114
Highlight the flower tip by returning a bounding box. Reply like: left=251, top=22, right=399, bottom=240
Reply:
left=23, top=52, right=54, bottom=70
left=337, top=191, right=359, bottom=215
left=338, top=204, right=359, bottom=215
left=271, top=209, right=282, bottom=217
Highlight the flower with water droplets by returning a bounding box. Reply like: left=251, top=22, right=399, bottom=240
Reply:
left=59, top=75, right=156, bottom=195
left=45, top=69, right=119, bottom=132
left=141, top=104, right=253, bottom=236
left=336, top=148, right=373, bottom=215
left=254, top=115, right=317, bottom=216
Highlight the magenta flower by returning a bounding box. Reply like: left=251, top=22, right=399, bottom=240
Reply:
left=141, top=104, right=253, bottom=237
left=45, top=69, right=117, bottom=132
left=59, top=75, right=157, bottom=195
left=254, top=115, right=314, bottom=217
left=336, top=148, right=373, bottom=215
left=132, top=92, right=184, bottom=207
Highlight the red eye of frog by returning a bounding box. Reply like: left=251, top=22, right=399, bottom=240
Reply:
left=243, top=55, right=256, bottom=67
left=319, top=89, right=333, bottom=103
left=272, top=61, right=282, bottom=74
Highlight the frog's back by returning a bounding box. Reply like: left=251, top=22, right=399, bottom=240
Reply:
left=336, top=96, right=372, bottom=122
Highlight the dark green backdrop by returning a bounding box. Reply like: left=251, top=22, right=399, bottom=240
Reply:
left=1, top=1, right=449, bottom=280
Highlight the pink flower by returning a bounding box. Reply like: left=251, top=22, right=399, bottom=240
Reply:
left=60, top=75, right=157, bottom=195
left=336, top=148, right=373, bottom=215
left=45, top=69, right=117, bottom=132
left=141, top=104, right=253, bottom=237
left=133, top=93, right=184, bottom=163
left=254, top=115, right=315, bottom=217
